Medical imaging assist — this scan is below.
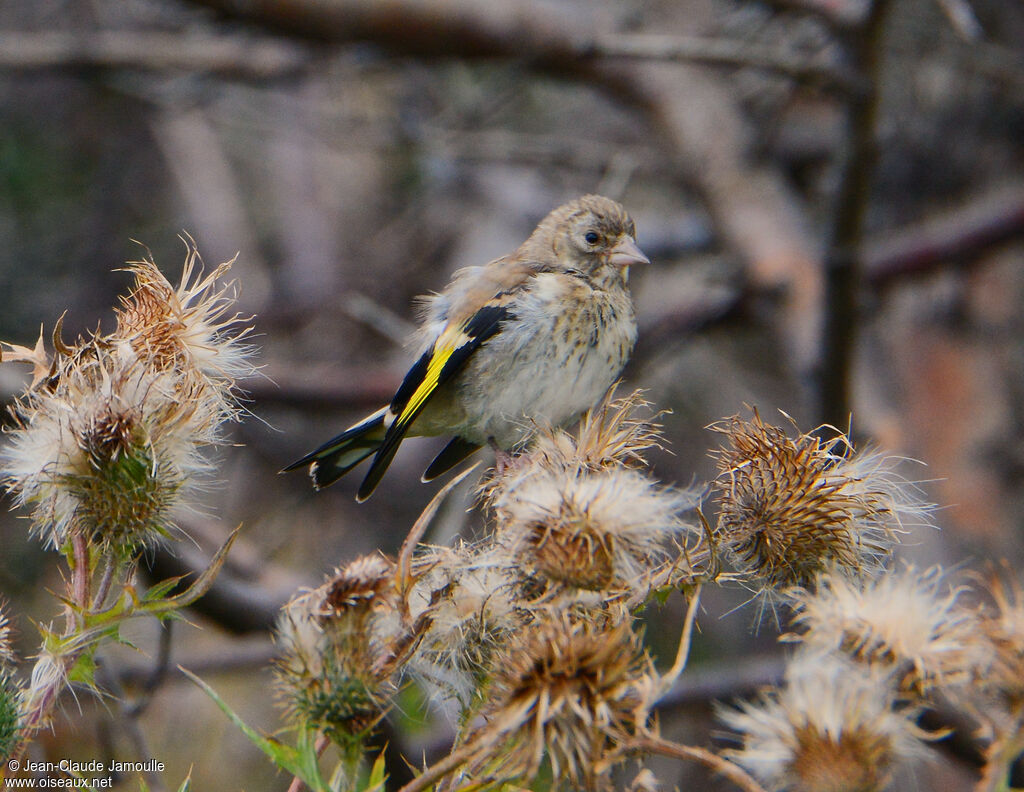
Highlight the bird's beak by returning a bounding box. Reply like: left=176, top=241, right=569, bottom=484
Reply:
left=608, top=236, right=650, bottom=269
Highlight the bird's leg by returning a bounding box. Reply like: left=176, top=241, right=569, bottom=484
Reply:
left=488, top=437, right=515, bottom=477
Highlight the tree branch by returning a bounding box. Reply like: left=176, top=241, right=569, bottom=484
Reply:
left=0, top=31, right=309, bottom=78
left=818, top=0, right=894, bottom=429
left=182, top=0, right=824, bottom=380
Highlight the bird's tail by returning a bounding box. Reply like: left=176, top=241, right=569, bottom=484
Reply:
left=282, top=407, right=388, bottom=490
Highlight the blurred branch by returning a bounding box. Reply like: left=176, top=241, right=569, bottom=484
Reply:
left=865, top=185, right=1024, bottom=287
left=341, top=292, right=416, bottom=346
left=245, top=364, right=399, bottom=409
left=757, top=0, right=871, bottom=29
left=143, top=529, right=300, bottom=634
left=182, top=0, right=855, bottom=91
left=184, top=0, right=825, bottom=378
left=148, top=106, right=273, bottom=314
left=0, top=31, right=309, bottom=77
left=630, top=282, right=749, bottom=369
left=655, top=654, right=785, bottom=711
left=932, top=0, right=983, bottom=40
left=818, top=0, right=893, bottom=430
left=583, top=33, right=860, bottom=93
left=94, top=628, right=174, bottom=792
left=635, top=62, right=824, bottom=375
left=183, top=0, right=587, bottom=62
left=114, top=638, right=277, bottom=686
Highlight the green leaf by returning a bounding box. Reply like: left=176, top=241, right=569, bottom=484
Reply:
left=142, top=575, right=189, bottom=602
left=152, top=526, right=241, bottom=614
left=365, top=752, right=387, bottom=792
left=67, top=646, right=98, bottom=689
left=180, top=666, right=328, bottom=791
left=141, top=769, right=191, bottom=792
left=174, top=769, right=192, bottom=792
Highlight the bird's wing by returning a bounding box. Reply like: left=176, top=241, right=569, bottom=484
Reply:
left=356, top=267, right=529, bottom=501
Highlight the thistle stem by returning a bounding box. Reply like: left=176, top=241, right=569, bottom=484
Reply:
left=395, top=738, right=485, bottom=792
left=660, top=583, right=702, bottom=693
left=285, top=733, right=330, bottom=792
left=71, top=527, right=91, bottom=616
left=92, top=554, right=118, bottom=610
left=629, top=733, right=767, bottom=792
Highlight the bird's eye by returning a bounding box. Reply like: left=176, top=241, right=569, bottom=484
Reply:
left=584, top=231, right=600, bottom=245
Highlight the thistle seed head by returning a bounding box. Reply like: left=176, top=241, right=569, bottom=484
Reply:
left=786, top=566, right=989, bottom=696
left=407, top=547, right=523, bottom=701
left=274, top=558, right=400, bottom=744
left=115, top=243, right=255, bottom=396
left=2, top=349, right=216, bottom=550
left=491, top=465, right=696, bottom=596
left=710, top=412, right=930, bottom=591
left=975, top=567, right=1024, bottom=705
left=471, top=614, right=654, bottom=787
left=719, top=654, right=924, bottom=792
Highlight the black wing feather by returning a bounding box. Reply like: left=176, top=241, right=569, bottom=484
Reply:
left=356, top=304, right=512, bottom=501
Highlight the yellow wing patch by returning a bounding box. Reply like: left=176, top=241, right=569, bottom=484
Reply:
left=395, top=327, right=469, bottom=427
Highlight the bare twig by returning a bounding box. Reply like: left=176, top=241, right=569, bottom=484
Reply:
left=659, top=584, right=703, bottom=694
left=583, top=33, right=860, bottom=92
left=629, top=733, right=768, bottom=792
left=0, top=31, right=309, bottom=77
left=818, top=0, right=894, bottom=430
left=396, top=465, right=479, bottom=625
left=865, top=185, right=1024, bottom=287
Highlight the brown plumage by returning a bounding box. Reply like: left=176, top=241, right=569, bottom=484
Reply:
left=284, top=194, right=649, bottom=500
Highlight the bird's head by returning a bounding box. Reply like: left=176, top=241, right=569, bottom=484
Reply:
left=525, top=194, right=650, bottom=285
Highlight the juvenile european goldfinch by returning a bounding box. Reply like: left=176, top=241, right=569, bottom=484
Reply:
left=285, top=194, right=649, bottom=501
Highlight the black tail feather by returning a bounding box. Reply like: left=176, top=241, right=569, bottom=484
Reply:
left=421, top=436, right=481, bottom=482
left=356, top=439, right=403, bottom=502
left=282, top=409, right=387, bottom=490
left=311, top=446, right=378, bottom=490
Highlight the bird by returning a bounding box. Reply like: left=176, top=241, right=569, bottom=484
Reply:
left=283, top=194, right=649, bottom=501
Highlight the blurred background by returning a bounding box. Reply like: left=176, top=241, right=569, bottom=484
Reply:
left=1, top=0, right=1023, bottom=788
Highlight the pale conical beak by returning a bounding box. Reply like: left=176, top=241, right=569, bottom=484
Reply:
left=608, top=236, right=650, bottom=268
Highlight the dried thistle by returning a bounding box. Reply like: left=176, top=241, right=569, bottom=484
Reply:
left=969, top=567, right=1024, bottom=792
left=528, top=389, right=666, bottom=472
left=490, top=464, right=696, bottom=596
left=320, top=553, right=396, bottom=617
left=718, top=654, right=925, bottom=792
left=785, top=566, right=988, bottom=697
left=710, top=411, right=930, bottom=592
left=1, top=250, right=255, bottom=553
left=2, top=347, right=218, bottom=550
left=115, top=242, right=255, bottom=403
left=975, top=566, right=1024, bottom=706
left=274, top=556, right=399, bottom=745
left=406, top=546, right=524, bottom=701
left=469, top=614, right=654, bottom=788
